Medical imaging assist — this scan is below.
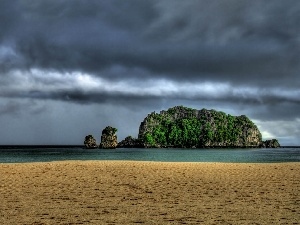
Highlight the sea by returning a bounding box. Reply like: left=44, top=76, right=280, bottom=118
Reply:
left=0, top=146, right=299, bottom=163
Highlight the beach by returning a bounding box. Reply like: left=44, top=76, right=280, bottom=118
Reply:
left=0, top=161, right=299, bottom=224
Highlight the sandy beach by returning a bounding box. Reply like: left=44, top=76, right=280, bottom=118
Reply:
left=0, top=161, right=299, bottom=224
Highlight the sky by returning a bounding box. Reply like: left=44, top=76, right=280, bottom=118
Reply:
left=0, top=0, right=299, bottom=145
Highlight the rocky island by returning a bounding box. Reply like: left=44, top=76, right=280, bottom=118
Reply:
left=99, top=126, right=118, bottom=149
left=138, top=106, right=264, bottom=148
left=84, top=135, right=98, bottom=149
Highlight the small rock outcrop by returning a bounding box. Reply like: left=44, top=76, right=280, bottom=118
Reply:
left=99, top=126, right=118, bottom=149
left=261, top=139, right=281, bottom=148
left=118, top=136, right=144, bottom=148
left=84, top=135, right=98, bottom=149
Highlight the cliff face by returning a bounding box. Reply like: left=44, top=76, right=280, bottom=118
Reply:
left=138, top=106, right=262, bottom=148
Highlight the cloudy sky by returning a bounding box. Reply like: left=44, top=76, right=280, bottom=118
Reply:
left=0, top=0, right=299, bottom=145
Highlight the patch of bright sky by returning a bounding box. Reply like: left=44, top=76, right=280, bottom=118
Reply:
left=4, top=69, right=300, bottom=106
left=5, top=69, right=232, bottom=97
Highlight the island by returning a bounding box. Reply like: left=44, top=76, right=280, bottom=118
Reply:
left=139, top=106, right=263, bottom=148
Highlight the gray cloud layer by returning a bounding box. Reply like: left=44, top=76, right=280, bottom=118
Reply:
left=0, top=0, right=299, bottom=145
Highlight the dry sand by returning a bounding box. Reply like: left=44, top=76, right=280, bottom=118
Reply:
left=0, top=161, right=299, bottom=225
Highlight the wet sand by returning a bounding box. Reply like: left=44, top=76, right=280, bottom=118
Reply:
left=0, top=161, right=299, bottom=224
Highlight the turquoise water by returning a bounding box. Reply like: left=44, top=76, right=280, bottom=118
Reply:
left=0, top=147, right=299, bottom=163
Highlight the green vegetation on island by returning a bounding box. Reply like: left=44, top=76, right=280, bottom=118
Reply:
left=138, top=106, right=263, bottom=148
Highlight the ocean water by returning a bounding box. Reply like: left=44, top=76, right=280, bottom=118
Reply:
left=0, top=147, right=299, bottom=163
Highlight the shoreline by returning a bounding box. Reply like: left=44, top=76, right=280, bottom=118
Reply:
left=1, top=159, right=300, bottom=164
left=1, top=161, right=299, bottom=224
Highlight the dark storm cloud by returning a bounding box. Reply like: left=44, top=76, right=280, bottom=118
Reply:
left=1, top=0, right=299, bottom=86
